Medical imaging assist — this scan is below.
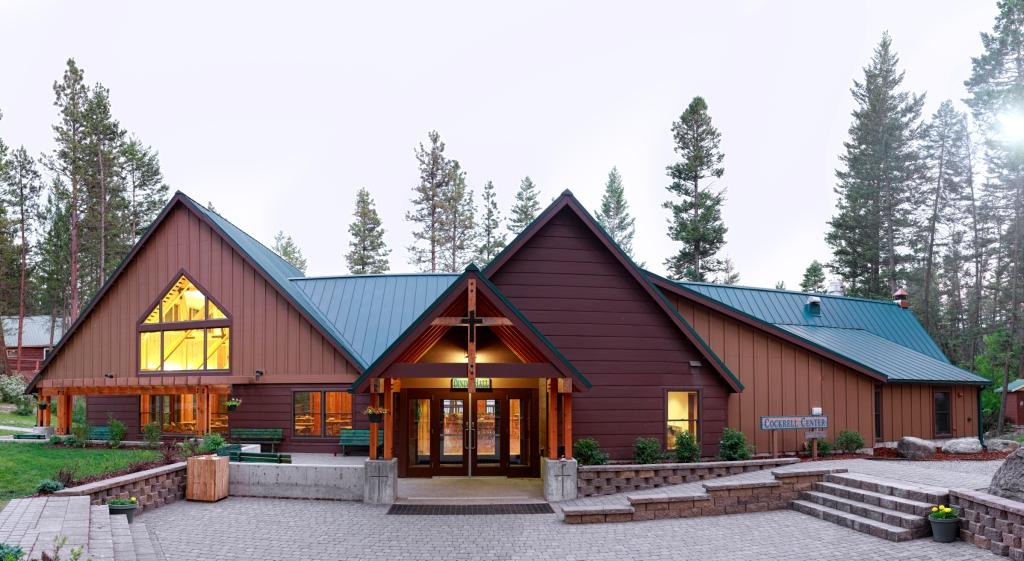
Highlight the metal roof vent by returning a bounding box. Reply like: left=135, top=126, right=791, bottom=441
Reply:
left=893, top=288, right=910, bottom=309
left=806, top=296, right=822, bottom=316
left=826, top=280, right=844, bottom=296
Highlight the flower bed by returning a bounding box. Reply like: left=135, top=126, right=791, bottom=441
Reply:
left=577, top=457, right=799, bottom=497
left=54, top=462, right=187, bottom=512
left=873, top=446, right=1011, bottom=461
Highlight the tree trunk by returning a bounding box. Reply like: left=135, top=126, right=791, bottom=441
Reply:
left=98, top=145, right=107, bottom=289
left=923, top=140, right=946, bottom=331
left=16, top=196, right=27, bottom=377
left=69, top=174, right=80, bottom=320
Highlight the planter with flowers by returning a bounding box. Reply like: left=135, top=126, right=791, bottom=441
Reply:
left=107, top=497, right=139, bottom=523
left=928, top=504, right=959, bottom=542
left=37, top=401, right=48, bottom=411
left=223, top=397, right=242, bottom=412
left=364, top=406, right=388, bottom=424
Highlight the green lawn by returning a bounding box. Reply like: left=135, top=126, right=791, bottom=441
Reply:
left=0, top=410, right=55, bottom=428
left=0, top=442, right=161, bottom=502
left=0, top=429, right=26, bottom=436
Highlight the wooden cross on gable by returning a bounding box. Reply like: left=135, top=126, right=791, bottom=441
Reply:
left=430, top=278, right=511, bottom=392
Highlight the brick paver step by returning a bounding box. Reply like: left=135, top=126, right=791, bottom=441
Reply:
left=813, top=481, right=934, bottom=516
left=799, top=491, right=927, bottom=530
left=791, top=500, right=923, bottom=542
left=89, top=505, right=117, bottom=561
left=109, top=512, right=138, bottom=561
left=824, top=473, right=947, bottom=505
left=130, top=523, right=167, bottom=561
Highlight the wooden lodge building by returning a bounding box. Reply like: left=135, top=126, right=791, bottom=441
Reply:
left=3, top=316, right=65, bottom=380
left=26, top=191, right=988, bottom=476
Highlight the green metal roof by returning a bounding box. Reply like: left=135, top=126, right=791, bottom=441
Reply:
left=291, top=274, right=459, bottom=367
left=995, top=379, right=1024, bottom=393
left=662, top=279, right=988, bottom=385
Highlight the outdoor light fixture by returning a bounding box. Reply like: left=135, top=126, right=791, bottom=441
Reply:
left=103, top=373, right=114, bottom=379
left=255, top=369, right=264, bottom=380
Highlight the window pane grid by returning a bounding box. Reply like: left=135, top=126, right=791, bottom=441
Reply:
left=666, top=391, right=699, bottom=448
left=138, top=275, right=230, bottom=372
left=294, top=391, right=353, bottom=438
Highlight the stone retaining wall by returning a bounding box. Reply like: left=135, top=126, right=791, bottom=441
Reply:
left=577, top=457, right=800, bottom=497
left=951, top=489, right=1024, bottom=559
left=54, top=462, right=187, bottom=512
left=564, top=468, right=840, bottom=524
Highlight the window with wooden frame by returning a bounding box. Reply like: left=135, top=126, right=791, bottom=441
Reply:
left=293, top=391, right=352, bottom=438
left=139, top=274, right=231, bottom=373
left=934, top=389, right=952, bottom=437
left=666, top=390, right=699, bottom=448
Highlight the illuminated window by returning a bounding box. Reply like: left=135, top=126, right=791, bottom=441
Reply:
left=666, top=391, right=699, bottom=448
left=139, top=275, right=230, bottom=372
left=294, top=391, right=352, bottom=438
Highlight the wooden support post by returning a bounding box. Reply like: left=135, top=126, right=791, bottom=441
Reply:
left=43, top=396, right=52, bottom=427
left=771, top=429, right=779, bottom=459
left=383, top=379, right=394, bottom=460
left=36, top=399, right=43, bottom=427
left=811, top=437, right=818, bottom=460
left=562, top=392, right=573, bottom=459
left=56, top=393, right=70, bottom=435
left=467, top=278, right=477, bottom=394
left=547, top=379, right=558, bottom=459
left=196, top=388, right=209, bottom=436
left=369, top=393, right=379, bottom=460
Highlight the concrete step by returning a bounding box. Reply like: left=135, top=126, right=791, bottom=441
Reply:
left=824, top=473, right=948, bottom=505
left=130, top=523, right=166, bottom=561
left=813, top=481, right=934, bottom=516
left=88, top=505, right=117, bottom=561
left=108, top=511, right=137, bottom=561
left=791, top=500, right=924, bottom=542
left=800, top=490, right=927, bottom=530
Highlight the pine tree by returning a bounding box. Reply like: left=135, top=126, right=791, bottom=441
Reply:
left=800, top=260, right=827, bottom=293
left=508, top=176, right=540, bottom=236
left=407, top=131, right=452, bottom=272
left=1, top=147, right=43, bottom=370
left=716, top=257, right=740, bottom=285
left=595, top=167, right=636, bottom=259
left=81, top=83, right=126, bottom=293
left=438, top=161, right=476, bottom=272
left=35, top=185, right=71, bottom=338
left=346, top=188, right=390, bottom=274
left=121, top=137, right=168, bottom=242
left=826, top=34, right=925, bottom=299
left=663, top=96, right=729, bottom=281
left=474, top=181, right=505, bottom=264
left=45, top=59, right=90, bottom=320
left=272, top=231, right=308, bottom=273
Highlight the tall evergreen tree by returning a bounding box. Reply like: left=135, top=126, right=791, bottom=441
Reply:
left=800, top=260, right=827, bottom=293
left=508, top=176, right=540, bottom=236
left=663, top=96, right=728, bottom=281
left=2, top=147, right=43, bottom=368
left=474, top=180, right=506, bottom=264
left=438, top=161, right=476, bottom=272
left=595, top=167, right=636, bottom=258
left=716, top=257, right=740, bottom=285
left=35, top=184, right=71, bottom=340
left=81, top=83, right=126, bottom=293
left=826, top=34, right=925, bottom=299
left=407, top=131, right=451, bottom=272
left=346, top=188, right=390, bottom=274
left=121, top=137, right=168, bottom=242
left=271, top=231, right=307, bottom=273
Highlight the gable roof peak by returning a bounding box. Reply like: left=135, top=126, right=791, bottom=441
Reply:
left=560, top=188, right=574, bottom=197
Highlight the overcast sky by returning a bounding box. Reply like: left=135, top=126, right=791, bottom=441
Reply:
left=0, top=1, right=998, bottom=287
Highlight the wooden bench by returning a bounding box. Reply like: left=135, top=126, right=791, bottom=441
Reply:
left=224, top=451, right=292, bottom=464
left=88, top=426, right=111, bottom=441
left=229, top=428, right=284, bottom=452
left=12, top=433, right=45, bottom=440
left=337, top=428, right=384, bottom=456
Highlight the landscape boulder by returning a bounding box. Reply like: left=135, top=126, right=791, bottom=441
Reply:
left=989, top=447, right=1024, bottom=502
left=941, top=438, right=983, bottom=454
left=986, top=438, right=1021, bottom=453
left=896, top=436, right=935, bottom=460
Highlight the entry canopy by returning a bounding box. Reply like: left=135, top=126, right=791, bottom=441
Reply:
left=351, top=265, right=590, bottom=394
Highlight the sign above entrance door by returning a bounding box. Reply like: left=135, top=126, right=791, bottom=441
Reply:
left=759, top=415, right=829, bottom=430
left=451, top=377, right=492, bottom=390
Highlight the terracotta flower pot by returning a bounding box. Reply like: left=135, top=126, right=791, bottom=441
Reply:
left=929, top=516, right=958, bottom=543
left=108, top=503, right=138, bottom=523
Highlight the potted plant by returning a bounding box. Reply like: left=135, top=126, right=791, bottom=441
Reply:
left=364, top=405, right=388, bottom=424
left=107, top=497, right=139, bottom=523
left=37, top=401, right=48, bottom=410
left=223, top=397, right=242, bottom=412
left=928, top=504, right=959, bottom=542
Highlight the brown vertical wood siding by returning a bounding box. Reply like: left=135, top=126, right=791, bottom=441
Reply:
left=42, top=205, right=358, bottom=382
left=669, top=293, right=979, bottom=452
left=490, top=208, right=732, bottom=459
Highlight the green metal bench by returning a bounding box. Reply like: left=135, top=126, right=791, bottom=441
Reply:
left=225, top=451, right=292, bottom=464
left=12, top=433, right=45, bottom=440
left=229, top=428, right=284, bottom=452
left=337, top=428, right=384, bottom=456
left=88, top=426, right=111, bottom=441
left=215, top=444, right=242, bottom=456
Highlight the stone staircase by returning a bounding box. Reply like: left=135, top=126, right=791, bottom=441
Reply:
left=791, top=472, right=948, bottom=542
left=0, top=497, right=165, bottom=561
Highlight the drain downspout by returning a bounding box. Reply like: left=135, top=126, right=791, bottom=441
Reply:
left=978, top=386, right=986, bottom=450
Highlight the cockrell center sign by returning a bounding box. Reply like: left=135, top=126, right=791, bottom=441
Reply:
left=759, top=415, right=829, bottom=431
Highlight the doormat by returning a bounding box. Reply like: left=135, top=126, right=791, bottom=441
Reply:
left=387, top=504, right=554, bottom=515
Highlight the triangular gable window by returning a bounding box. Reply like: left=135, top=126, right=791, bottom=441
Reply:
left=139, top=274, right=231, bottom=373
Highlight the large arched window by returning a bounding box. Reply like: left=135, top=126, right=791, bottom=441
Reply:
left=139, top=274, right=231, bottom=372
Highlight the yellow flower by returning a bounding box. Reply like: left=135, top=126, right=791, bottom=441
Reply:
left=939, top=504, right=945, bottom=509
left=130, top=497, right=137, bottom=503
left=931, top=507, right=938, bottom=512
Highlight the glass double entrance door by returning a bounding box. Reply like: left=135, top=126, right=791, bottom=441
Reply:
left=403, top=389, right=535, bottom=477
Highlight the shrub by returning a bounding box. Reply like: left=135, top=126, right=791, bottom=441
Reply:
left=573, top=437, right=609, bottom=465
left=48, top=435, right=64, bottom=446
left=107, top=497, right=137, bottom=506
left=0, top=543, right=25, bottom=561
left=199, top=432, right=226, bottom=454
left=806, top=439, right=833, bottom=456
left=70, top=422, right=88, bottom=447
left=142, top=421, right=162, bottom=447
left=36, top=479, right=64, bottom=495
left=718, top=428, right=752, bottom=461
left=632, top=437, right=664, bottom=464
left=673, top=431, right=701, bottom=463
left=12, top=395, right=34, bottom=416
left=71, top=396, right=87, bottom=424
left=107, top=415, right=126, bottom=448
left=55, top=464, right=78, bottom=488
left=0, top=374, right=26, bottom=402
left=835, top=430, right=865, bottom=454
left=159, top=442, right=178, bottom=464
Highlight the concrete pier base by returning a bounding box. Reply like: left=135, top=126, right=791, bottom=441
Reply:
left=542, top=458, right=578, bottom=502
left=364, top=459, right=398, bottom=505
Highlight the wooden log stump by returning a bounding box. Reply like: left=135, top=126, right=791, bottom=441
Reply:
left=186, top=454, right=229, bottom=502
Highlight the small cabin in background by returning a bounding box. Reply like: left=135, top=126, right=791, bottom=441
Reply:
left=2, top=316, right=65, bottom=381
